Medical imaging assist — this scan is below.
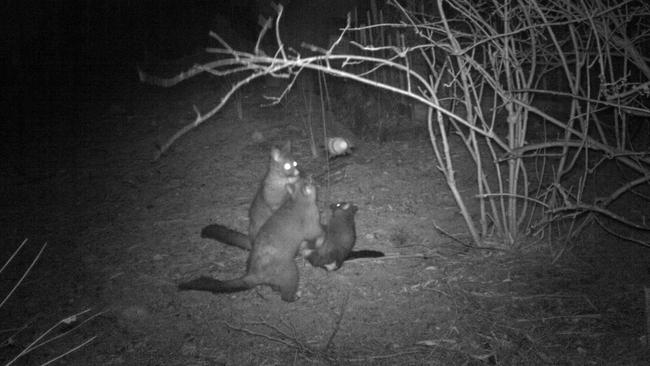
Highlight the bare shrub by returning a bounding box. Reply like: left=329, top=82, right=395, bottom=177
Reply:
left=142, top=0, right=650, bottom=248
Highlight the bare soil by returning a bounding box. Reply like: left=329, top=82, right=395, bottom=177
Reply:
left=2, top=72, right=649, bottom=365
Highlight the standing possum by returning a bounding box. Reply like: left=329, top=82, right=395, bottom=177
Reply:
left=302, top=202, right=383, bottom=271
left=179, top=179, right=323, bottom=302
left=201, top=141, right=299, bottom=251
left=247, top=141, right=299, bottom=245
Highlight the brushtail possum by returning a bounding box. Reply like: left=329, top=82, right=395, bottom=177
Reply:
left=179, top=179, right=323, bottom=302
left=201, top=141, right=298, bottom=250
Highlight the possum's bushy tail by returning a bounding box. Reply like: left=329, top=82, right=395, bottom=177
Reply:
left=178, top=276, right=252, bottom=294
left=345, top=250, right=385, bottom=260
left=201, top=224, right=251, bottom=250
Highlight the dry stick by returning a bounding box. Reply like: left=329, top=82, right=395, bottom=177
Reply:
left=643, top=286, right=650, bottom=349
left=502, top=2, right=528, bottom=242
left=426, top=72, right=481, bottom=246
left=516, top=88, right=650, bottom=124
left=39, top=336, right=97, bottom=366
left=502, top=5, right=531, bottom=238
left=370, top=0, right=378, bottom=25
left=153, top=69, right=266, bottom=160
left=433, top=222, right=505, bottom=251
left=254, top=16, right=273, bottom=56
left=344, top=349, right=427, bottom=362
left=317, top=67, right=328, bottom=161
left=0, top=238, right=29, bottom=274
left=262, top=65, right=304, bottom=106
left=477, top=193, right=549, bottom=210
left=605, top=80, right=650, bottom=101
left=224, top=321, right=325, bottom=359
left=6, top=308, right=104, bottom=366
left=435, top=25, right=506, bottom=239
left=137, top=64, right=204, bottom=87
left=599, top=174, right=650, bottom=208
left=593, top=216, right=650, bottom=249
left=301, top=79, right=318, bottom=158
left=379, top=10, right=387, bottom=86
left=323, top=291, right=350, bottom=351
left=482, top=106, right=509, bottom=239
left=267, top=318, right=310, bottom=352
left=3, top=320, right=31, bottom=347
left=209, top=30, right=233, bottom=55
left=138, top=57, right=258, bottom=86
left=433, top=0, right=485, bottom=246
left=549, top=203, right=650, bottom=232
left=271, top=2, right=287, bottom=60
left=224, top=322, right=296, bottom=349
left=0, top=241, right=47, bottom=309
left=14, top=309, right=98, bottom=354
left=515, top=313, right=602, bottom=322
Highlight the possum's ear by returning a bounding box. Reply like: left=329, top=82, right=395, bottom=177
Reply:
left=271, top=147, right=281, bottom=161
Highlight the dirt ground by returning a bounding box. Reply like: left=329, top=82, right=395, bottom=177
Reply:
left=2, top=70, right=650, bottom=365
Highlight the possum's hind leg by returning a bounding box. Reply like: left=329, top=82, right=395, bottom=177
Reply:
left=268, top=262, right=299, bottom=302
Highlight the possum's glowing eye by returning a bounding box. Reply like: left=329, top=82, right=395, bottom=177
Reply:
left=293, top=161, right=297, bottom=167
left=284, top=162, right=293, bottom=170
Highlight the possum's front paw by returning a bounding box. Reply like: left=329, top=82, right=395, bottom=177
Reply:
left=324, top=262, right=339, bottom=271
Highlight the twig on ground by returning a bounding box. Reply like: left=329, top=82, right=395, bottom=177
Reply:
left=2, top=240, right=104, bottom=366
left=323, top=291, right=350, bottom=351
left=224, top=320, right=326, bottom=360
left=1, top=241, right=47, bottom=309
